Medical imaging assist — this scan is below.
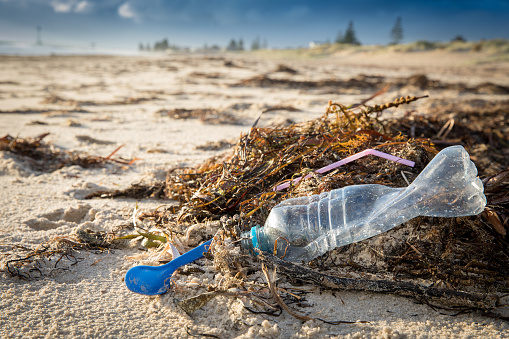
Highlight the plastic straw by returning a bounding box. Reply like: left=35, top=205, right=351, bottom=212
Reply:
left=274, top=149, right=415, bottom=191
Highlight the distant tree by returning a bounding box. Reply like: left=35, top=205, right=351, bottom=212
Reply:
left=227, top=38, right=245, bottom=51
left=154, top=38, right=169, bottom=51
left=36, top=26, right=42, bottom=45
left=263, top=38, right=268, bottom=49
left=138, top=43, right=144, bottom=51
left=390, top=17, right=403, bottom=45
left=227, top=39, right=237, bottom=51
left=342, top=21, right=360, bottom=45
left=251, top=37, right=261, bottom=50
left=452, top=35, right=466, bottom=42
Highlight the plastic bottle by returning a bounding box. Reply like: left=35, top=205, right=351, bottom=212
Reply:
left=241, top=146, right=487, bottom=262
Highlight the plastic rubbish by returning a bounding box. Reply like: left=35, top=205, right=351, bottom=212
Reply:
left=125, top=239, right=212, bottom=295
left=274, top=148, right=415, bottom=191
left=241, top=146, right=487, bottom=262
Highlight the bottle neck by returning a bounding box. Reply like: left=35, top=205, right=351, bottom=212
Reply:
left=241, top=225, right=312, bottom=262
left=241, top=225, right=270, bottom=255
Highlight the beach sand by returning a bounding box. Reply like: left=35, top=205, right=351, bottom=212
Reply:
left=1, top=50, right=508, bottom=338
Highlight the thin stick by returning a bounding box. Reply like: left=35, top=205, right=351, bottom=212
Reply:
left=105, top=145, right=123, bottom=160
left=258, top=252, right=500, bottom=311
left=261, top=264, right=313, bottom=321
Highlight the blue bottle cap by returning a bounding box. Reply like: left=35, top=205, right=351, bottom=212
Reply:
left=251, top=226, right=259, bottom=250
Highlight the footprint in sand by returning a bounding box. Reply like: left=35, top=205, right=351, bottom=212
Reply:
left=24, top=204, right=96, bottom=231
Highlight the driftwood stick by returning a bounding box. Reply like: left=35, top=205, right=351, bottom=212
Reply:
left=261, top=264, right=313, bottom=321
left=258, top=252, right=500, bottom=310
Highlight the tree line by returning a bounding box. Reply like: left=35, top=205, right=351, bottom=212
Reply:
left=335, top=17, right=403, bottom=46
left=139, top=37, right=269, bottom=52
left=139, top=17, right=406, bottom=52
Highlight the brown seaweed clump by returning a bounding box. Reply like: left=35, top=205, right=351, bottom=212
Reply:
left=155, top=95, right=509, bottom=305
left=4, top=229, right=120, bottom=280
left=0, top=133, right=137, bottom=172
left=164, top=95, right=433, bottom=225
left=81, top=93, right=508, bottom=304
left=155, top=108, right=242, bottom=125
left=386, top=99, right=509, bottom=176
left=58, top=93, right=509, bottom=314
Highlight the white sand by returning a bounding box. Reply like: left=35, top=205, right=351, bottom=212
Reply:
left=1, top=51, right=508, bottom=338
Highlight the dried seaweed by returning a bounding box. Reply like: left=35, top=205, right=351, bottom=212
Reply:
left=262, top=105, right=300, bottom=113
left=76, top=135, right=115, bottom=145
left=179, top=292, right=219, bottom=315
left=188, top=72, right=223, bottom=79
left=75, top=92, right=508, bottom=315
left=195, top=140, right=236, bottom=151
left=258, top=252, right=502, bottom=311
left=234, top=74, right=380, bottom=92
left=273, top=64, right=298, bottom=74
left=0, top=133, right=137, bottom=172
left=235, top=73, right=509, bottom=95
left=4, top=229, right=119, bottom=280
left=395, top=74, right=509, bottom=94
left=155, top=108, right=243, bottom=125
left=0, top=107, right=89, bottom=114
left=41, top=93, right=160, bottom=106
left=261, top=263, right=362, bottom=323
left=386, top=99, right=509, bottom=175
left=84, top=181, right=166, bottom=199
left=164, top=95, right=431, bottom=224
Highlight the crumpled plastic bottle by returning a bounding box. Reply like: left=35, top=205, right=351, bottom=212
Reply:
left=241, top=146, right=487, bottom=262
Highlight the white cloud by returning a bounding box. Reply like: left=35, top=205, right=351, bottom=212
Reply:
left=118, top=2, right=137, bottom=20
left=51, top=0, right=72, bottom=13
left=75, top=1, right=93, bottom=13
left=50, top=0, right=93, bottom=13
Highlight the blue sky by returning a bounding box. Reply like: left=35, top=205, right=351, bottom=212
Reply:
left=1, top=0, right=509, bottom=50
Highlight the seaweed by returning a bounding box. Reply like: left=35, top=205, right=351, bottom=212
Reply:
left=234, top=74, right=379, bottom=92
left=40, top=93, right=161, bottom=106
left=17, top=91, right=507, bottom=316
left=0, top=133, right=138, bottom=172
left=164, top=95, right=430, bottom=224
left=195, top=140, right=236, bottom=151
left=155, top=108, right=243, bottom=125
left=235, top=73, right=509, bottom=95
left=395, top=74, right=509, bottom=94
left=154, top=94, right=508, bottom=314
left=386, top=99, right=509, bottom=175
left=4, top=229, right=120, bottom=280
left=84, top=182, right=166, bottom=200
left=258, top=252, right=502, bottom=311
left=273, top=64, right=298, bottom=74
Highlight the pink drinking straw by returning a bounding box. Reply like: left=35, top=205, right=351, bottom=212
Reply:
left=274, top=149, right=415, bottom=191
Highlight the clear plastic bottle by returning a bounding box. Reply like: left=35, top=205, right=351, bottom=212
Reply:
left=241, top=146, right=487, bottom=262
